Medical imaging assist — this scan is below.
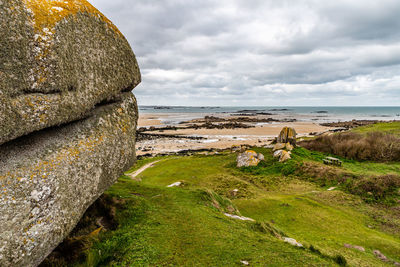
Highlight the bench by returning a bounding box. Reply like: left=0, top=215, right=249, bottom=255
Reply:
left=323, top=157, right=342, bottom=167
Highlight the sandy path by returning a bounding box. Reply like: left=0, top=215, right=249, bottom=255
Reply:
left=127, top=160, right=161, bottom=180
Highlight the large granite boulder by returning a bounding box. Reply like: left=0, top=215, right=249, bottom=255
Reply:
left=277, top=127, right=297, bottom=145
left=0, top=0, right=140, bottom=266
left=0, top=0, right=140, bottom=145
left=0, top=93, right=138, bottom=266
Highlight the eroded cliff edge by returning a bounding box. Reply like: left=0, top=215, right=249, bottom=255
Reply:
left=0, top=1, right=140, bottom=266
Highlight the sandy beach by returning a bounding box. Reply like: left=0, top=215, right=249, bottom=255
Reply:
left=138, top=114, right=163, bottom=126
left=136, top=112, right=336, bottom=156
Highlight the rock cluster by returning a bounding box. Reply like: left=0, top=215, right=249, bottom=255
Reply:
left=0, top=1, right=140, bottom=266
left=273, top=127, right=296, bottom=162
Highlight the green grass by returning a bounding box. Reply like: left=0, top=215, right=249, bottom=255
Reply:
left=78, top=178, right=337, bottom=266
left=66, top=147, right=400, bottom=266
left=351, top=122, right=400, bottom=136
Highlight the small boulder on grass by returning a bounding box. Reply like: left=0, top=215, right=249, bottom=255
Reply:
left=237, top=150, right=265, bottom=167
left=273, top=150, right=283, bottom=158
left=284, top=237, right=303, bottom=247
left=167, top=181, right=183, bottom=188
left=279, top=150, right=291, bottom=162
left=273, top=143, right=286, bottom=151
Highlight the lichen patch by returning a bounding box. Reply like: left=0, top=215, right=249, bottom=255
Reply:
left=22, top=0, right=121, bottom=34
left=22, top=0, right=122, bottom=87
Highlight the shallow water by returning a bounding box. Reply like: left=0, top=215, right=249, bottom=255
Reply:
left=139, top=106, right=400, bottom=124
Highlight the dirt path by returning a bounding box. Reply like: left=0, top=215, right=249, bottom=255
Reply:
left=127, top=160, right=162, bottom=181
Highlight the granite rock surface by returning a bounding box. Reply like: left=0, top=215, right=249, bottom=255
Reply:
left=0, top=93, right=138, bottom=266
left=0, top=0, right=140, bottom=145
left=0, top=0, right=140, bottom=265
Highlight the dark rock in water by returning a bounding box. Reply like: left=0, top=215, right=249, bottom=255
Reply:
left=256, top=112, right=274, bottom=115
left=313, top=111, right=328, bottom=114
left=236, top=109, right=264, bottom=113
left=154, top=106, right=172, bottom=109
left=269, top=108, right=290, bottom=111
left=0, top=0, right=140, bottom=265
left=0, top=0, right=140, bottom=145
left=0, top=93, right=138, bottom=267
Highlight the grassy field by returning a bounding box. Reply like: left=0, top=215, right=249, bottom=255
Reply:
left=42, top=122, right=400, bottom=266
left=351, top=122, right=400, bottom=136
left=52, top=143, right=400, bottom=267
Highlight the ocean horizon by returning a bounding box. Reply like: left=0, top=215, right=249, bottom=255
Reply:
left=139, top=105, right=400, bottom=123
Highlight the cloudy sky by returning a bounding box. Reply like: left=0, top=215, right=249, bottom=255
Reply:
left=89, top=0, right=400, bottom=106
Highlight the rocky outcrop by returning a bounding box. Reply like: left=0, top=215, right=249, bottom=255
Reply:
left=0, top=1, right=140, bottom=266
left=0, top=94, right=138, bottom=266
left=277, top=127, right=297, bottom=145
left=0, top=0, right=140, bottom=145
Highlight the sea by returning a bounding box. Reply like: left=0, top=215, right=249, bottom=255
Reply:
left=139, top=106, right=400, bottom=125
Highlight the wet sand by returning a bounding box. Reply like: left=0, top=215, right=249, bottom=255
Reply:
left=150, top=122, right=331, bottom=136
left=137, top=114, right=163, bottom=126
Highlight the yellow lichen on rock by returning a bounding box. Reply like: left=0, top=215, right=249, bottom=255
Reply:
left=22, top=0, right=121, bottom=35
left=277, top=126, right=297, bottom=145
left=22, top=0, right=122, bottom=87
left=237, top=150, right=264, bottom=167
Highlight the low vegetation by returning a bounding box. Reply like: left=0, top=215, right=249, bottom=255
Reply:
left=300, top=124, right=400, bottom=162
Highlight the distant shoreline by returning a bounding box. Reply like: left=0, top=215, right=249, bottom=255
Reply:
left=138, top=106, right=400, bottom=124
left=136, top=108, right=400, bottom=157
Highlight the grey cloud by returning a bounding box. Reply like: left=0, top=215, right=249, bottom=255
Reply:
left=89, top=0, right=400, bottom=105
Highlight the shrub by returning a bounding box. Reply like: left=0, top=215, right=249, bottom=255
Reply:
left=349, top=175, right=400, bottom=201
left=334, top=255, right=347, bottom=266
left=300, top=132, right=400, bottom=162
left=298, top=162, right=400, bottom=203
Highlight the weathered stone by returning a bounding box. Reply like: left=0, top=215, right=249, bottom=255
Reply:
left=279, top=150, right=291, bottom=162
left=373, top=250, right=388, bottom=262
left=237, top=150, right=261, bottom=167
left=277, top=127, right=297, bottom=145
left=344, top=243, right=365, bottom=252
left=273, top=149, right=283, bottom=158
left=0, top=0, right=140, bottom=145
left=273, top=143, right=286, bottom=151
left=285, top=143, right=294, bottom=151
left=284, top=237, right=303, bottom=247
left=0, top=93, right=137, bottom=267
